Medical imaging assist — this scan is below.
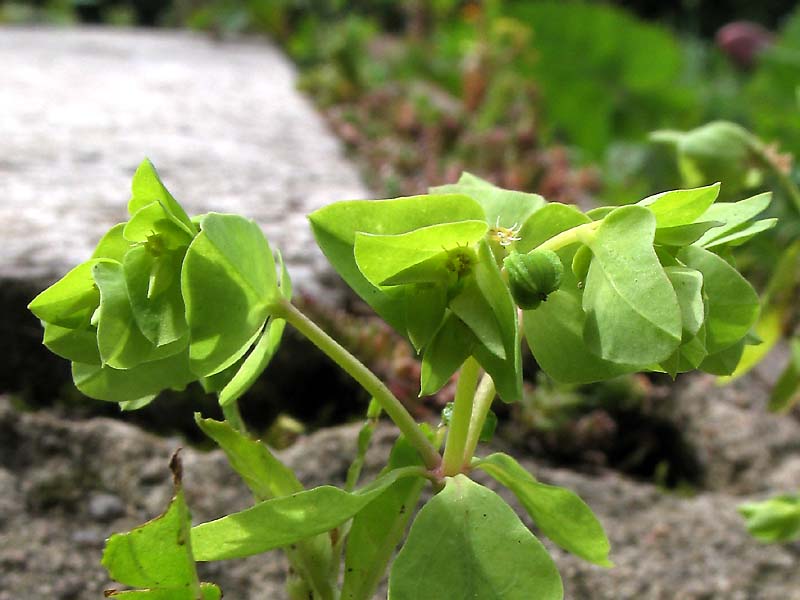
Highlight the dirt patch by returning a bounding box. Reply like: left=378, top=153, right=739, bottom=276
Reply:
left=2, top=388, right=799, bottom=599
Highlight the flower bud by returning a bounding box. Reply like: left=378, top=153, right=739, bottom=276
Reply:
left=503, top=249, right=563, bottom=310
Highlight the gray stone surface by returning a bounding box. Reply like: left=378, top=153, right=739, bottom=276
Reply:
left=0, top=26, right=368, bottom=298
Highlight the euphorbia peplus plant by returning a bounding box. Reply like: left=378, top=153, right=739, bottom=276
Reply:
left=29, top=162, right=771, bottom=599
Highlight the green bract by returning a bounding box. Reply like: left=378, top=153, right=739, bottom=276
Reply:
left=312, top=173, right=771, bottom=387
left=28, top=159, right=289, bottom=409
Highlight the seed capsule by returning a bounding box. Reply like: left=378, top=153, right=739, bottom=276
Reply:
left=503, top=249, right=563, bottom=310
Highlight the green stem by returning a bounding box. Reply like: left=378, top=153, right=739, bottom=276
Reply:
left=536, top=220, right=600, bottom=253
left=462, top=373, right=496, bottom=465
left=774, top=167, right=800, bottom=217
left=221, top=401, right=246, bottom=433
left=274, top=299, right=441, bottom=471
left=753, top=143, right=800, bottom=217
left=442, top=357, right=480, bottom=476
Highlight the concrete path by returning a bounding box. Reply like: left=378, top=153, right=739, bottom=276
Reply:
left=0, top=26, right=368, bottom=297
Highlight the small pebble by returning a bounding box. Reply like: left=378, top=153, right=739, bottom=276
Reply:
left=87, top=492, right=125, bottom=522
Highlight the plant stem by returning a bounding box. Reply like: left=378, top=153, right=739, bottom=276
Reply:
left=753, top=143, right=800, bottom=217
left=462, top=373, right=496, bottom=465
left=774, top=167, right=800, bottom=217
left=535, top=220, right=600, bottom=252
left=273, top=298, right=441, bottom=471
left=442, top=357, right=480, bottom=476
left=221, top=400, right=246, bottom=433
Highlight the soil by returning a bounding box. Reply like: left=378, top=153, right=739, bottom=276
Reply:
left=2, top=361, right=799, bottom=599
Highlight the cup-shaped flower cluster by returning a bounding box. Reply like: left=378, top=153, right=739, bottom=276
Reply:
left=28, top=160, right=289, bottom=409
left=311, top=173, right=775, bottom=397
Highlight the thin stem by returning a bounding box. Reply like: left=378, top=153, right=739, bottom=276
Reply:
left=535, top=220, right=600, bottom=253
left=462, top=373, right=496, bottom=464
left=221, top=401, right=246, bottom=433
left=273, top=298, right=441, bottom=471
left=753, top=142, right=800, bottom=217
left=442, top=357, right=480, bottom=476
left=774, top=168, right=800, bottom=217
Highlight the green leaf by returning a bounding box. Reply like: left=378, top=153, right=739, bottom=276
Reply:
left=309, top=193, right=485, bottom=332
left=181, top=213, right=278, bottom=377
left=128, top=158, right=195, bottom=236
left=450, top=276, right=505, bottom=359
left=353, top=220, right=488, bottom=287
left=102, top=453, right=221, bottom=599
left=93, top=261, right=184, bottom=369
left=582, top=206, right=682, bottom=365
left=524, top=266, right=636, bottom=384
left=104, top=584, right=221, bottom=599
left=658, top=266, right=708, bottom=378
left=198, top=405, right=333, bottom=598
left=665, top=266, right=705, bottom=338
left=698, top=339, right=746, bottom=376
left=342, top=436, right=426, bottom=600
left=654, top=221, right=723, bottom=247
left=91, top=223, right=132, bottom=261
left=677, top=245, right=759, bottom=354
left=420, top=313, right=475, bottom=397
left=719, top=307, right=783, bottom=383
left=475, top=453, right=612, bottom=567
left=28, top=260, right=107, bottom=328
left=739, top=494, right=800, bottom=543
left=119, top=396, right=156, bottom=411
left=404, top=283, right=447, bottom=352
left=430, top=172, right=546, bottom=229
left=191, top=467, right=424, bottom=561
left=42, top=321, right=100, bottom=365
left=701, top=218, right=778, bottom=250
left=217, top=252, right=292, bottom=406
left=389, top=475, right=563, bottom=600
left=694, top=192, right=772, bottom=248
left=124, top=200, right=195, bottom=249
left=474, top=240, right=519, bottom=351
left=637, top=183, right=720, bottom=227
left=516, top=202, right=590, bottom=253
left=72, top=350, right=194, bottom=403
left=461, top=240, right=522, bottom=401
left=652, top=122, right=760, bottom=190
left=768, top=339, right=800, bottom=413
left=195, top=415, right=302, bottom=500
left=123, top=245, right=188, bottom=348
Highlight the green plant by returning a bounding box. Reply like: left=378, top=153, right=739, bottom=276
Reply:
left=29, top=161, right=770, bottom=598
left=650, top=120, right=800, bottom=407
left=647, top=119, right=800, bottom=543
left=739, top=493, right=800, bottom=543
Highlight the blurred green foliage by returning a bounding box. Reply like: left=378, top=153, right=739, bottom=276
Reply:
left=172, top=1, right=799, bottom=208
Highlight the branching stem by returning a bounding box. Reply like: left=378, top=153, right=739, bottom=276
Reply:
left=273, top=298, right=441, bottom=471
left=535, top=220, right=601, bottom=253
left=442, top=357, right=480, bottom=476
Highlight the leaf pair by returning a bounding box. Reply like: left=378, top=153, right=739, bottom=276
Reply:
left=525, top=184, right=770, bottom=383
left=310, top=173, right=545, bottom=401
left=389, top=453, right=611, bottom=600
left=188, top=416, right=610, bottom=600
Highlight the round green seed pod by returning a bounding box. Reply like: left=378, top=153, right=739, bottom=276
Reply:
left=503, top=249, right=563, bottom=310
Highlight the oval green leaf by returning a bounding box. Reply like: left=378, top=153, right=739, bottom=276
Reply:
left=389, top=475, right=563, bottom=600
